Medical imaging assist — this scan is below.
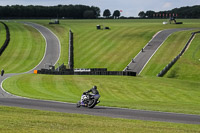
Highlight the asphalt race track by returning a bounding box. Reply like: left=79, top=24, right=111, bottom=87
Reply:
left=0, top=23, right=199, bottom=124
left=0, top=98, right=200, bottom=124
left=125, top=28, right=195, bottom=75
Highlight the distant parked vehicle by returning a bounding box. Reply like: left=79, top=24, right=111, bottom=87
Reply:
left=49, top=19, right=59, bottom=24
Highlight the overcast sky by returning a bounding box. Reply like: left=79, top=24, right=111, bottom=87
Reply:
left=0, top=0, right=200, bottom=17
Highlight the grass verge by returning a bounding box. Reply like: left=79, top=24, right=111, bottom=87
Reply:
left=0, top=106, right=199, bottom=133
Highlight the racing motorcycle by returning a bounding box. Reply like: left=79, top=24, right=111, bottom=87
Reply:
left=76, top=92, right=100, bottom=108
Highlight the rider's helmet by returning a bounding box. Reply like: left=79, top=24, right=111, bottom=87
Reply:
left=93, top=85, right=97, bottom=89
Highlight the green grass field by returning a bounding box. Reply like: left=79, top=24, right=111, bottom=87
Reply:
left=0, top=106, right=199, bottom=133
left=1, top=19, right=200, bottom=131
left=0, top=21, right=45, bottom=73
left=0, top=22, right=6, bottom=48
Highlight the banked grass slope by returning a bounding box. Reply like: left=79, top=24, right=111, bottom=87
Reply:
left=0, top=22, right=6, bottom=48
left=0, top=21, right=45, bottom=73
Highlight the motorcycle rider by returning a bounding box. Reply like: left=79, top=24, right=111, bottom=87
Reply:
left=85, top=85, right=99, bottom=96
left=80, top=85, right=100, bottom=105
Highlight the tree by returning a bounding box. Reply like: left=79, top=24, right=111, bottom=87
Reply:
left=91, top=6, right=100, bottom=18
left=113, top=10, right=120, bottom=19
left=138, top=11, right=145, bottom=18
left=103, top=9, right=111, bottom=18
left=145, top=10, right=155, bottom=18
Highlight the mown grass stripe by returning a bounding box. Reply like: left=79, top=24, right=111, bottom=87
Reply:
left=79, top=30, right=120, bottom=68
left=9, top=25, right=33, bottom=72
left=75, top=30, right=111, bottom=66
left=76, top=27, right=133, bottom=69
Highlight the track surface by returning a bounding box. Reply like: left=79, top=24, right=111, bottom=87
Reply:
left=0, top=23, right=199, bottom=124
left=125, top=28, right=195, bottom=75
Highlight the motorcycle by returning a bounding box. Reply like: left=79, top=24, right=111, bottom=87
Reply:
left=76, top=92, right=100, bottom=108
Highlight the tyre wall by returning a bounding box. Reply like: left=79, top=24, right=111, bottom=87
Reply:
left=0, top=21, right=10, bottom=56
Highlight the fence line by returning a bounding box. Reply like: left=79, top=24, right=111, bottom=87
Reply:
left=68, top=30, right=74, bottom=69
left=157, top=31, right=199, bottom=77
left=37, top=68, right=136, bottom=76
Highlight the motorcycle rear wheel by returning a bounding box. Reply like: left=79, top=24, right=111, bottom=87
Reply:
left=87, top=99, right=97, bottom=108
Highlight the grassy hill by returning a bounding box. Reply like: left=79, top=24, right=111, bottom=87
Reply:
left=29, top=19, right=200, bottom=72
left=31, top=19, right=199, bottom=70
left=0, top=21, right=45, bottom=73
left=31, top=19, right=160, bottom=70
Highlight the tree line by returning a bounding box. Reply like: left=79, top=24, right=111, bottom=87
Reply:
left=103, top=9, right=121, bottom=19
left=1, top=4, right=199, bottom=19
left=0, top=5, right=122, bottom=19
left=138, top=5, right=200, bottom=18
left=0, top=5, right=100, bottom=19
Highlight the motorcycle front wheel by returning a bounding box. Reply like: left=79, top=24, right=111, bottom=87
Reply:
left=76, top=101, right=81, bottom=108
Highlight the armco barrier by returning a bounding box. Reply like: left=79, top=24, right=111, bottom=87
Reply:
left=157, top=31, right=199, bottom=77
left=0, top=21, right=10, bottom=56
